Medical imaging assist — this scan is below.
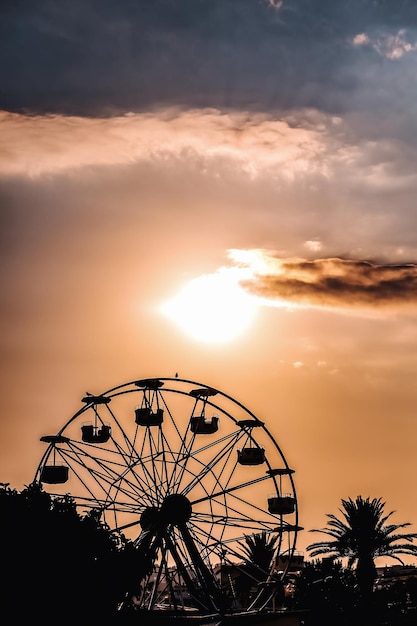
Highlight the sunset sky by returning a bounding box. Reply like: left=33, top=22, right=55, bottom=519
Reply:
left=2, top=0, right=417, bottom=562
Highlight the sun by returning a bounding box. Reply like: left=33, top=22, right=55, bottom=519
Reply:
left=161, top=268, right=258, bottom=344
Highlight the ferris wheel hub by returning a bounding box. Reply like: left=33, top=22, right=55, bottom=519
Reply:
left=160, top=494, right=192, bottom=525
left=140, top=495, right=192, bottom=529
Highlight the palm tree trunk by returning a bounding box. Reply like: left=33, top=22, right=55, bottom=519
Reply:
left=356, top=554, right=377, bottom=625
left=356, top=554, right=376, bottom=600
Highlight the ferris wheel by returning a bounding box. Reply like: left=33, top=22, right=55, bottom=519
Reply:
left=34, top=376, right=300, bottom=618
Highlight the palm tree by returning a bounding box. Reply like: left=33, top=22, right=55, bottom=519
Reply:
left=306, top=496, right=417, bottom=601
left=237, top=531, right=279, bottom=578
left=233, top=531, right=281, bottom=608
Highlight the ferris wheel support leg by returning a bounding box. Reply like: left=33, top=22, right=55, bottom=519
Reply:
left=163, top=532, right=217, bottom=614
left=178, top=523, right=227, bottom=614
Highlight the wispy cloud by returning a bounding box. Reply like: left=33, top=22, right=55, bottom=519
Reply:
left=351, top=29, right=417, bottom=59
left=0, top=108, right=335, bottom=178
left=266, top=0, right=283, bottom=9
left=2, top=107, right=417, bottom=191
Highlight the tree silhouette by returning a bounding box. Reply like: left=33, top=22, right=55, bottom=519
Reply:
left=236, top=531, right=279, bottom=579
left=233, top=531, right=285, bottom=609
left=292, top=558, right=358, bottom=625
left=306, top=496, right=417, bottom=607
left=0, top=482, right=140, bottom=621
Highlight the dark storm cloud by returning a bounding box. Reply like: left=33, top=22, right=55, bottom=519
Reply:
left=1, top=0, right=417, bottom=116
left=241, top=257, right=417, bottom=309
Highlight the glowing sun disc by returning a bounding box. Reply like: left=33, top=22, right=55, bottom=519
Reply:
left=161, top=270, right=257, bottom=344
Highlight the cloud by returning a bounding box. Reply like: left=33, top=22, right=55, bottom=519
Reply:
left=2, top=0, right=417, bottom=118
left=304, top=240, right=322, bottom=253
left=351, top=28, right=417, bottom=59
left=352, top=33, right=369, bottom=46
left=233, top=251, right=417, bottom=311
left=0, top=108, right=335, bottom=178
left=2, top=106, right=417, bottom=267
left=266, top=0, right=283, bottom=9
left=2, top=106, right=417, bottom=189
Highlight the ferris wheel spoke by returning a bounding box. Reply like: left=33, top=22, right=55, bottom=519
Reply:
left=190, top=496, right=284, bottom=552
left=180, top=431, right=245, bottom=497
left=219, top=490, right=285, bottom=532
left=191, top=510, right=280, bottom=536
left=67, top=445, right=132, bottom=480
left=207, top=444, right=239, bottom=497
left=191, top=497, right=280, bottom=531
left=153, top=396, right=202, bottom=494
left=127, top=443, right=167, bottom=503
left=109, top=472, right=156, bottom=509
left=141, top=428, right=166, bottom=501
left=190, top=470, right=274, bottom=507
left=107, top=402, right=176, bottom=503
left=156, top=422, right=188, bottom=495
left=124, top=423, right=172, bottom=504
left=144, top=426, right=186, bottom=502
left=77, top=402, right=161, bottom=502
left=109, top=516, right=143, bottom=537
left=59, top=442, right=161, bottom=511
left=102, top=403, right=142, bottom=464
left=51, top=446, right=126, bottom=502
left=187, top=428, right=244, bottom=458
left=119, top=464, right=160, bottom=506
left=185, top=517, right=228, bottom=561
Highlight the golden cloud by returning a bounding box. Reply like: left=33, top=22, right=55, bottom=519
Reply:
left=235, top=252, right=417, bottom=309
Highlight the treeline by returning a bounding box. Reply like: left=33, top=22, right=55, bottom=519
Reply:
left=0, top=482, right=138, bottom=622
left=1, top=483, right=417, bottom=625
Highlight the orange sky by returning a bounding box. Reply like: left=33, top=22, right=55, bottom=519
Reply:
left=2, top=1, right=417, bottom=565
left=2, top=110, right=417, bottom=564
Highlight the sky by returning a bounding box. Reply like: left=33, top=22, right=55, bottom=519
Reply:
left=1, top=0, right=417, bottom=563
